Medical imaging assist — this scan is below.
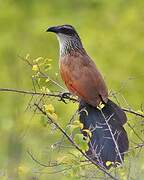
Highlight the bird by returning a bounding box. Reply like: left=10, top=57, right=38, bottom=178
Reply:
left=46, top=24, right=129, bottom=169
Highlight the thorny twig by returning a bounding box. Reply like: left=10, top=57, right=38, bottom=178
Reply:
left=127, top=122, right=144, bottom=143
left=18, top=55, right=66, bottom=91
left=0, top=88, right=143, bottom=118
left=0, top=88, right=77, bottom=102
left=34, top=103, right=118, bottom=180
left=56, top=109, right=79, bottom=152
left=122, top=108, right=144, bottom=118
left=27, top=149, right=62, bottom=168
left=0, top=91, right=143, bottom=178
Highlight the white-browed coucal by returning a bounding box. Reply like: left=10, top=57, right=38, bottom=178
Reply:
left=46, top=24, right=129, bottom=169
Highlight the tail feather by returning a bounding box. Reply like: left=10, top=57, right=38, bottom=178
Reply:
left=79, top=99, right=129, bottom=169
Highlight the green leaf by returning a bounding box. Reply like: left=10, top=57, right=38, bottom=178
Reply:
left=44, top=104, right=55, bottom=114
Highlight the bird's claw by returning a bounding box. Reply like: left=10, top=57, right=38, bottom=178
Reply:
left=61, top=92, right=71, bottom=98
left=59, top=92, right=71, bottom=104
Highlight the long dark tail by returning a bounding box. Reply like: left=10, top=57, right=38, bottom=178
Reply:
left=79, top=99, right=129, bottom=169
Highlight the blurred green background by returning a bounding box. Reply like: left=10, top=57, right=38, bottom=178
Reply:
left=0, top=0, right=144, bottom=179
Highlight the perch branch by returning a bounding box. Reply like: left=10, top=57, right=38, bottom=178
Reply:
left=122, top=108, right=144, bottom=118
left=0, top=87, right=143, bottom=118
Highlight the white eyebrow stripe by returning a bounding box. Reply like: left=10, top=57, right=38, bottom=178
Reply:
left=62, top=25, right=73, bottom=29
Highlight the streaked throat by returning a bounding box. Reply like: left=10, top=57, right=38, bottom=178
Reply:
left=56, top=33, right=85, bottom=57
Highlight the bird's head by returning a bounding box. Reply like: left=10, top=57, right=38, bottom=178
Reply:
left=46, top=24, right=78, bottom=36
left=46, top=25, right=84, bottom=56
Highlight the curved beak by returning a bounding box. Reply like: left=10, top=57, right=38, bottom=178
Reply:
left=46, top=26, right=59, bottom=33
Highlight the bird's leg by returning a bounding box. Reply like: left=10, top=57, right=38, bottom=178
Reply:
left=59, top=92, right=72, bottom=103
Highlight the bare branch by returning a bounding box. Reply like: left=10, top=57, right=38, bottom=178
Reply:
left=0, top=87, right=143, bottom=119
left=27, top=149, right=62, bottom=168
left=34, top=103, right=118, bottom=180
left=122, top=108, right=144, bottom=118
left=18, top=55, right=66, bottom=91
left=127, top=122, right=144, bottom=143
left=0, top=88, right=78, bottom=102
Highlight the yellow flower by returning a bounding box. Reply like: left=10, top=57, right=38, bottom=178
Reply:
left=48, top=112, right=58, bottom=120
left=40, top=86, right=50, bottom=93
left=51, top=113, right=58, bottom=120
left=48, top=58, right=53, bottom=61
left=82, top=129, right=92, bottom=138
left=106, top=161, right=112, bottom=167
left=45, top=78, right=50, bottom=82
left=35, top=57, right=43, bottom=62
left=73, top=120, right=84, bottom=129
left=18, top=164, right=28, bottom=174
left=32, top=64, right=39, bottom=71
left=44, top=104, right=55, bottom=114
left=97, top=101, right=105, bottom=110
left=25, top=53, right=30, bottom=60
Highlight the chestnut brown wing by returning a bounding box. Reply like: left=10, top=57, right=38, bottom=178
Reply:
left=60, top=54, right=108, bottom=107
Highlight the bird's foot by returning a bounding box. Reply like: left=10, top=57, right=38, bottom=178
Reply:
left=59, top=92, right=72, bottom=104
